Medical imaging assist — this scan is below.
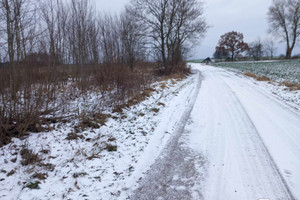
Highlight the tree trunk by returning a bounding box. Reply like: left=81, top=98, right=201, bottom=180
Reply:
left=286, top=47, right=292, bottom=59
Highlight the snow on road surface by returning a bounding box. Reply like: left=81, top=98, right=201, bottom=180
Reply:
left=131, top=63, right=300, bottom=200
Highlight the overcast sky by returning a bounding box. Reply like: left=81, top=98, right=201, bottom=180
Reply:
left=95, top=0, right=300, bottom=59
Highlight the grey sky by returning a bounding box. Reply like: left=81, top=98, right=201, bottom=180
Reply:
left=95, top=0, right=300, bottom=59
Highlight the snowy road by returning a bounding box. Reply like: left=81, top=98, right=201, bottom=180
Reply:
left=130, top=64, right=300, bottom=200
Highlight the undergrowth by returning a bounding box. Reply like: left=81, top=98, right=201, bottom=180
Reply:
left=0, top=62, right=190, bottom=147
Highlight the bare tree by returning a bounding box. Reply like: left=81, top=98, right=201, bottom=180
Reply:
left=40, top=0, right=55, bottom=64
left=0, top=0, right=37, bottom=98
left=213, top=47, right=229, bottom=60
left=128, top=0, right=208, bottom=72
left=264, top=39, right=277, bottom=59
left=87, top=18, right=99, bottom=64
left=248, top=38, right=264, bottom=60
left=98, top=14, right=122, bottom=64
left=127, top=0, right=168, bottom=69
left=268, top=0, right=300, bottom=59
left=0, top=0, right=15, bottom=65
left=0, top=0, right=15, bottom=100
left=120, top=7, right=146, bottom=68
left=167, top=0, right=208, bottom=66
left=67, top=0, right=96, bottom=65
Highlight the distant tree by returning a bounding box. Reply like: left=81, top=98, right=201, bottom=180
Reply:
left=264, top=39, right=277, bottom=59
left=120, top=8, right=147, bottom=69
left=213, top=46, right=229, bottom=60
left=267, top=0, right=300, bottom=59
left=98, top=14, right=122, bottom=64
left=248, top=38, right=264, bottom=60
left=216, top=31, right=249, bottom=61
left=0, top=0, right=37, bottom=98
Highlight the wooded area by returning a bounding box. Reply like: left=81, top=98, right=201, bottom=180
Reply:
left=0, top=0, right=207, bottom=146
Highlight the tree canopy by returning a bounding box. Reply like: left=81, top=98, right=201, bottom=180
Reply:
left=215, top=31, right=249, bottom=61
left=267, top=0, right=300, bottom=59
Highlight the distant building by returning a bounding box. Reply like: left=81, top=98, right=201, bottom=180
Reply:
left=202, top=57, right=212, bottom=64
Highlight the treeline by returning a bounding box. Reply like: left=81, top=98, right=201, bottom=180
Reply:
left=213, top=32, right=279, bottom=61
left=214, top=31, right=300, bottom=62
left=0, top=0, right=207, bottom=69
left=213, top=0, right=300, bottom=62
left=0, top=0, right=139, bottom=66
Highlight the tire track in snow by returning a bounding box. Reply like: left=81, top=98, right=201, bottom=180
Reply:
left=129, top=70, right=205, bottom=200
left=130, top=64, right=298, bottom=200
left=187, top=65, right=295, bottom=200
left=220, top=74, right=296, bottom=200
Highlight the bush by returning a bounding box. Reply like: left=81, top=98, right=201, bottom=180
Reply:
left=0, top=61, right=189, bottom=147
left=0, top=62, right=158, bottom=147
left=20, top=148, right=40, bottom=166
left=106, top=144, right=118, bottom=152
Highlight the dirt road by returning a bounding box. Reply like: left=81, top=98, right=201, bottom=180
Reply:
left=130, top=64, right=300, bottom=200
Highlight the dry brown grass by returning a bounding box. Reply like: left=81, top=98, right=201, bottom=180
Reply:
left=0, top=61, right=190, bottom=147
left=20, top=148, right=41, bottom=166
left=106, top=144, right=118, bottom=152
left=0, top=62, right=158, bottom=146
left=113, top=87, right=157, bottom=113
left=256, top=76, right=271, bottom=82
left=157, top=102, right=165, bottom=107
left=244, top=72, right=257, bottom=79
left=244, top=72, right=270, bottom=82
left=32, top=173, right=48, bottom=180
left=279, top=81, right=300, bottom=91
left=65, top=132, right=84, bottom=140
left=160, top=83, right=167, bottom=89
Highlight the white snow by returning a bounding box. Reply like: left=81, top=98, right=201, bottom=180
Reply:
left=0, top=73, right=199, bottom=200
left=186, top=64, right=300, bottom=200
left=1, top=63, right=300, bottom=200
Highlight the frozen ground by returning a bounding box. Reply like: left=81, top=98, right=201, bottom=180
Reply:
left=130, top=64, right=300, bottom=200
left=1, top=63, right=300, bottom=200
left=0, top=70, right=200, bottom=200
left=187, top=64, right=300, bottom=199
left=213, top=59, right=300, bottom=83
left=213, top=60, right=300, bottom=108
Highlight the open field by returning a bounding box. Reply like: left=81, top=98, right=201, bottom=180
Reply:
left=213, top=60, right=300, bottom=83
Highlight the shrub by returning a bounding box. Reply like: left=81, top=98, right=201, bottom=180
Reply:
left=0, top=61, right=188, bottom=147
left=65, top=133, right=84, bottom=140
left=26, top=181, right=41, bottom=189
left=244, top=72, right=257, bottom=79
left=106, top=144, right=117, bottom=152
left=280, top=81, right=300, bottom=90
left=151, top=108, right=160, bottom=113
left=20, top=148, right=40, bottom=166
left=257, top=76, right=271, bottom=81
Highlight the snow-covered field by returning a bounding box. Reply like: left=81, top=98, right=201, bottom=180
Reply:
left=1, top=63, right=300, bottom=200
left=213, top=60, right=300, bottom=108
left=213, top=59, right=300, bottom=83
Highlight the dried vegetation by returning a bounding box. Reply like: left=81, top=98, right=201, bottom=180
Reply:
left=0, top=62, right=191, bottom=147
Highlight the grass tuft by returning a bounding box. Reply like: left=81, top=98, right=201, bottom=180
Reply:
left=244, top=72, right=257, bottom=79
left=20, top=148, right=40, bottom=166
left=256, top=76, right=271, bottom=82
left=151, top=108, right=160, bottom=113
left=106, top=144, right=117, bottom=152
left=65, top=132, right=84, bottom=140
left=26, top=181, right=41, bottom=189
left=279, top=81, right=300, bottom=91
